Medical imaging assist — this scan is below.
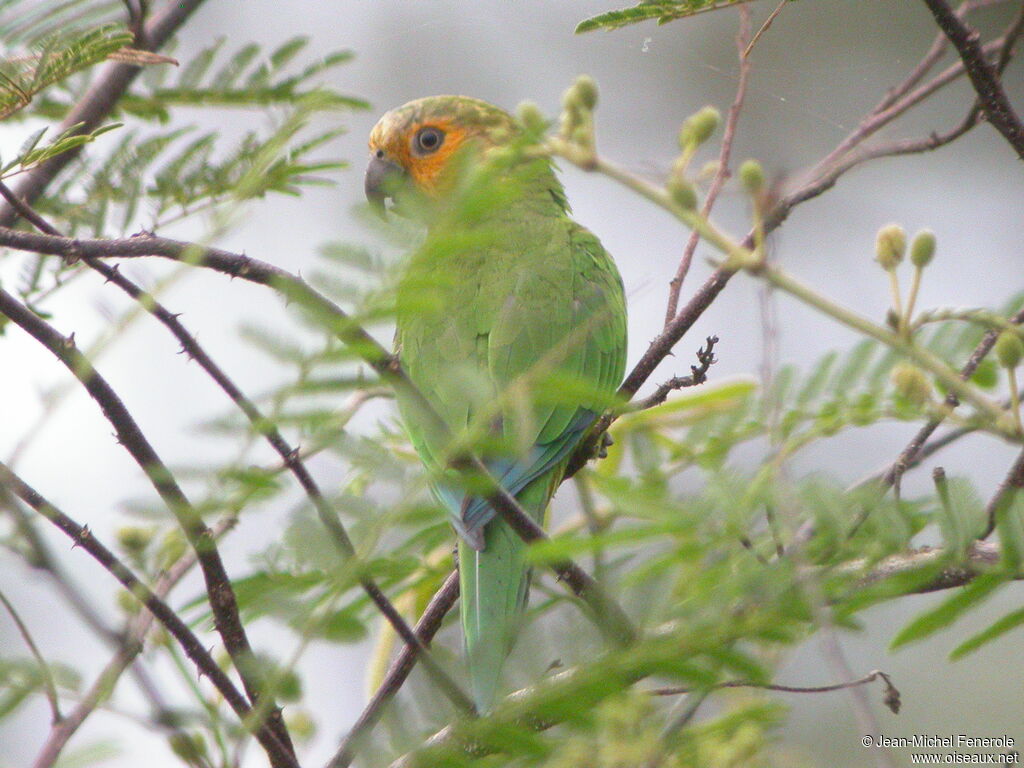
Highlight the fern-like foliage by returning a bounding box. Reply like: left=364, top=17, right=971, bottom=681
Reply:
left=0, top=23, right=131, bottom=118
left=576, top=0, right=747, bottom=33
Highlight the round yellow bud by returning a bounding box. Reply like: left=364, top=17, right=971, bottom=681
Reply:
left=910, top=229, right=936, bottom=268
left=569, top=75, right=598, bottom=111
left=116, top=525, right=154, bottom=556
left=995, top=330, right=1023, bottom=369
left=515, top=101, right=546, bottom=135
left=875, top=224, right=906, bottom=270
left=891, top=363, right=932, bottom=405
left=667, top=176, right=698, bottom=210
left=678, top=106, right=721, bottom=148
left=738, top=159, right=764, bottom=195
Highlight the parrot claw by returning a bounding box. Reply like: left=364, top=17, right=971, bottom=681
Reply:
left=596, top=432, right=614, bottom=459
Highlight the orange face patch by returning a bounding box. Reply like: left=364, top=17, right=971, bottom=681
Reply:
left=369, top=116, right=477, bottom=198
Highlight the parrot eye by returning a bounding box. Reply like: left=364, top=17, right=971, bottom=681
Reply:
left=413, top=126, right=445, bottom=155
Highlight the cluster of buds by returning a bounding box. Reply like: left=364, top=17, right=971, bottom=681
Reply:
left=667, top=105, right=719, bottom=210
left=996, top=329, right=1024, bottom=433
left=875, top=223, right=936, bottom=338
left=559, top=75, right=599, bottom=154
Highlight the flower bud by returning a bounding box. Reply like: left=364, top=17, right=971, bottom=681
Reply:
left=995, top=330, right=1023, bottom=369
left=738, top=159, right=764, bottom=195
left=678, top=106, right=720, bottom=148
left=891, top=363, right=932, bottom=405
left=667, top=176, right=698, bottom=210
left=566, top=75, right=598, bottom=111
left=515, top=101, right=547, bottom=135
left=910, top=229, right=936, bottom=268
left=116, top=525, right=154, bottom=556
left=875, top=224, right=906, bottom=270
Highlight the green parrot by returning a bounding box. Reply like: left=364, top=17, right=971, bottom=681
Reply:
left=365, top=95, right=627, bottom=711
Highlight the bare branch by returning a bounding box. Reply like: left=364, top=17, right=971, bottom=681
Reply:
left=632, top=335, right=719, bottom=411
left=0, top=462, right=297, bottom=768
left=664, top=6, right=753, bottom=322
left=0, top=287, right=297, bottom=765
left=651, top=669, right=902, bottom=714
left=329, top=570, right=461, bottom=768
left=920, top=0, right=1024, bottom=158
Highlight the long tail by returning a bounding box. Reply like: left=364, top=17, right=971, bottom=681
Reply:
left=458, top=474, right=552, bottom=712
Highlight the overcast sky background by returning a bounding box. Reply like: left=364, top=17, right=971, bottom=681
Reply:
left=2, top=1, right=1023, bottom=766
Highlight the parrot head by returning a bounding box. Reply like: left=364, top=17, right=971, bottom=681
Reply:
left=365, top=95, right=523, bottom=217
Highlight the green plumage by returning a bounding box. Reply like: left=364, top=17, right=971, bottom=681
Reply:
left=380, top=96, right=627, bottom=710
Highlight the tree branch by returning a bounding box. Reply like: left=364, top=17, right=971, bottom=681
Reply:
left=0, top=462, right=297, bottom=768
left=0, top=287, right=297, bottom=766
left=664, top=5, right=753, bottom=323
left=0, top=181, right=474, bottom=716
left=31, top=515, right=236, bottom=768
left=651, top=668, right=902, bottom=715
left=920, top=0, right=1024, bottom=159
left=884, top=307, right=1024, bottom=491
left=329, top=570, right=461, bottom=768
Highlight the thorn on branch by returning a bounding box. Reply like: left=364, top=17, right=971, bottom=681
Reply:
left=637, top=335, right=719, bottom=411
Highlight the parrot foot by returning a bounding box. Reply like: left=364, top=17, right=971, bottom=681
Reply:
left=596, top=432, right=614, bottom=459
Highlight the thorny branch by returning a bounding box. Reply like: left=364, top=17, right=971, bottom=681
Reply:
left=0, top=287, right=298, bottom=767
left=0, top=181, right=476, bottom=717
left=0, top=462, right=298, bottom=768
left=31, top=516, right=236, bottom=768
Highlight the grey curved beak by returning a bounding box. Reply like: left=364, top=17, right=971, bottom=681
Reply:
left=364, top=155, right=404, bottom=217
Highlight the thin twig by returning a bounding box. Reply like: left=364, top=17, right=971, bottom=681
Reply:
left=651, top=668, right=901, bottom=714
left=920, top=0, right=1024, bottom=158
left=982, top=447, right=1024, bottom=538
left=664, top=6, right=752, bottom=323
left=0, top=462, right=297, bottom=768
left=0, top=589, right=62, bottom=724
left=329, top=570, right=461, bottom=768
left=0, top=289, right=297, bottom=766
left=632, top=335, right=719, bottom=411
left=0, top=181, right=474, bottom=716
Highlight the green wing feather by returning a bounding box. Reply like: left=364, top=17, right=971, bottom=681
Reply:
left=396, top=177, right=626, bottom=711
